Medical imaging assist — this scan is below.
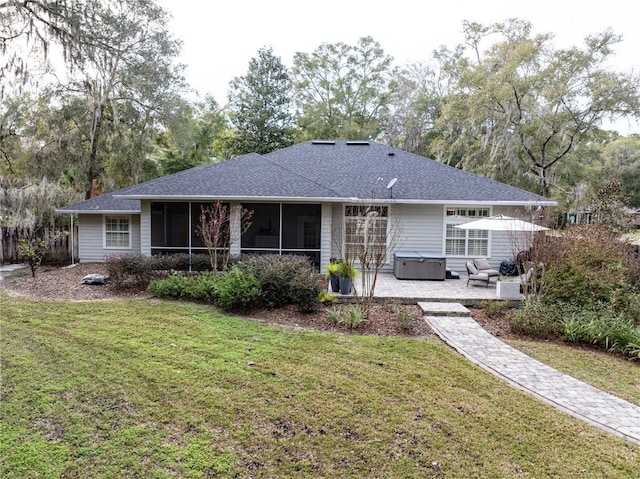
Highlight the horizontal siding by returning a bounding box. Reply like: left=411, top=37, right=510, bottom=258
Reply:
left=76, top=203, right=535, bottom=271
left=77, top=214, right=141, bottom=263
left=330, top=203, right=343, bottom=260
left=320, top=203, right=332, bottom=269
left=383, top=204, right=444, bottom=272
left=140, top=200, right=151, bottom=255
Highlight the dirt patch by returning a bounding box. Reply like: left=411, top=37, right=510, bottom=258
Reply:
left=0, top=263, right=516, bottom=339
left=0, top=263, right=152, bottom=301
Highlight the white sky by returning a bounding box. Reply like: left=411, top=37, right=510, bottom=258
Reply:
left=160, top=0, right=639, bottom=134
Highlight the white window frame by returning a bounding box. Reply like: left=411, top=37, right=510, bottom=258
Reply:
left=104, top=215, right=132, bottom=249
left=443, top=207, right=490, bottom=257
left=344, top=204, right=389, bottom=261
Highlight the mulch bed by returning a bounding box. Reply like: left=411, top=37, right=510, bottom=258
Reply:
left=1, top=263, right=517, bottom=339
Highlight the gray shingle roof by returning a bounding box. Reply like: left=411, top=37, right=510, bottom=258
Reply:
left=59, top=141, right=555, bottom=213
left=56, top=189, right=140, bottom=214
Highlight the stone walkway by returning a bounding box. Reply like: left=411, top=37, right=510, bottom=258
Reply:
left=419, top=302, right=640, bottom=447
left=0, top=264, right=26, bottom=280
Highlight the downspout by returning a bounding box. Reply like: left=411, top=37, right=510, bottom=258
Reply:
left=70, top=215, right=75, bottom=265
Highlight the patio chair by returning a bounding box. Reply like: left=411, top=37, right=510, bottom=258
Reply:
left=516, top=267, right=534, bottom=292
left=517, top=262, right=544, bottom=292
left=473, top=258, right=500, bottom=278
left=465, top=261, right=491, bottom=287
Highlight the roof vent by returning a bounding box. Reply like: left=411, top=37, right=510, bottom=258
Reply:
left=311, top=140, right=335, bottom=145
left=388, top=151, right=395, bottom=156
left=346, top=141, right=370, bottom=146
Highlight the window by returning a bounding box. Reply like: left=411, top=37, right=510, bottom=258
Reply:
left=445, top=207, right=489, bottom=256
left=345, top=205, right=388, bottom=259
left=104, top=216, right=131, bottom=249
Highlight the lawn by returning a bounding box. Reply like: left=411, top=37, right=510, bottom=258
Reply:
left=1, top=293, right=639, bottom=478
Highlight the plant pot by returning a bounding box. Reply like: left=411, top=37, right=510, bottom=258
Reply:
left=339, top=276, right=352, bottom=295
left=329, top=273, right=340, bottom=293
left=496, top=280, right=520, bottom=299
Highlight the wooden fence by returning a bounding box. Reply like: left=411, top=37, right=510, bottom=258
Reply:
left=0, top=225, right=79, bottom=264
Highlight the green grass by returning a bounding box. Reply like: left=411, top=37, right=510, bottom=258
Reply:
left=2, top=293, right=639, bottom=478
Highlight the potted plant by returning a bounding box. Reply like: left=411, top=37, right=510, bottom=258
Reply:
left=336, top=260, right=357, bottom=295
left=326, top=261, right=341, bottom=293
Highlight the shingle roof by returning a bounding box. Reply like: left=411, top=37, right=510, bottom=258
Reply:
left=56, top=188, right=140, bottom=214
left=59, top=141, right=555, bottom=213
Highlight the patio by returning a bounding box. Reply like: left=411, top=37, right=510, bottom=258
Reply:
left=343, top=272, right=523, bottom=307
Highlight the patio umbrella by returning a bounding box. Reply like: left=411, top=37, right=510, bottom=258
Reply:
left=453, top=214, right=549, bottom=232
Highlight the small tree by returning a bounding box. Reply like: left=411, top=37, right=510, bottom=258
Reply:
left=196, top=203, right=253, bottom=271
left=340, top=203, right=402, bottom=318
left=18, top=230, right=69, bottom=277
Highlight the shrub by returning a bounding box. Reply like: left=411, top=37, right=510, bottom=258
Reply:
left=105, top=253, right=216, bottom=290
left=326, top=306, right=342, bottom=325
left=508, top=300, right=563, bottom=339
left=239, top=254, right=318, bottom=310
left=480, top=300, right=510, bottom=319
left=289, top=270, right=324, bottom=313
left=42, top=250, right=72, bottom=267
left=147, top=271, right=190, bottom=299
left=343, top=304, right=364, bottom=329
left=563, top=304, right=640, bottom=359
left=397, top=310, right=417, bottom=333
left=318, top=291, right=335, bottom=303
left=522, top=223, right=640, bottom=357
left=182, top=271, right=219, bottom=302
left=214, top=267, right=261, bottom=311
left=541, top=224, right=639, bottom=312
left=105, top=254, right=164, bottom=289
left=18, top=237, right=47, bottom=277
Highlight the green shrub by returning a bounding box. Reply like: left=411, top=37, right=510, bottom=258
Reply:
left=42, top=250, right=72, bottom=267
left=397, top=310, right=417, bottom=333
left=18, top=237, right=47, bottom=277
left=318, top=291, right=335, bottom=303
left=541, top=224, right=639, bottom=313
left=182, top=271, right=219, bottom=302
left=480, top=300, right=510, bottom=319
left=326, top=306, right=342, bottom=325
left=289, top=270, right=324, bottom=313
left=214, top=267, right=261, bottom=311
left=508, top=300, right=563, bottom=339
left=239, top=254, right=318, bottom=309
left=147, top=271, right=190, bottom=299
left=106, top=253, right=216, bottom=290
left=563, top=304, right=640, bottom=359
left=343, top=304, right=364, bottom=329
left=105, top=254, right=162, bottom=289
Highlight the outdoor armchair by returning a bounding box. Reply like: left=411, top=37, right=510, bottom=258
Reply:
left=473, top=258, right=500, bottom=278
left=466, top=261, right=491, bottom=287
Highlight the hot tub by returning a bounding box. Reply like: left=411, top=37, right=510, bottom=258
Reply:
left=393, top=251, right=447, bottom=280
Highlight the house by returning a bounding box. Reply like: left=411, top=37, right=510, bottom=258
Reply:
left=57, top=140, right=556, bottom=271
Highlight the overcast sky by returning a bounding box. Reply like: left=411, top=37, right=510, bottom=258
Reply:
left=159, top=0, right=640, bottom=134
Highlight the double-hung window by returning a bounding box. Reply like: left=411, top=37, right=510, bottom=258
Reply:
left=445, top=207, right=489, bottom=256
left=104, top=215, right=131, bottom=249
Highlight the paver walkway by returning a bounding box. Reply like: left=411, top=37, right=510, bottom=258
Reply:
left=420, top=302, right=640, bottom=447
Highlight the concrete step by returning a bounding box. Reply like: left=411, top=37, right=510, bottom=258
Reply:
left=418, top=301, right=470, bottom=317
